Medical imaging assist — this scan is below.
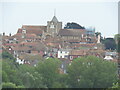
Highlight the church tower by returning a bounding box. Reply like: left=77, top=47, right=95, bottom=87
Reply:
left=47, top=13, right=62, bottom=37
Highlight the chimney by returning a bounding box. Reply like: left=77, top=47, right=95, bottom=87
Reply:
left=3, top=32, right=5, bottom=36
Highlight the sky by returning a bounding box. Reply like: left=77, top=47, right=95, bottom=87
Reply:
left=0, top=0, right=119, bottom=38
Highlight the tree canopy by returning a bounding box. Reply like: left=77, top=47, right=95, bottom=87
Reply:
left=64, top=22, right=85, bottom=29
left=67, top=56, right=118, bottom=88
left=103, top=38, right=116, bottom=50
left=1, top=51, right=118, bottom=88
left=114, top=34, right=120, bottom=53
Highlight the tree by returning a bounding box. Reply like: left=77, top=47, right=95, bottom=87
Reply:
left=2, top=51, right=45, bottom=88
left=67, top=56, right=117, bottom=88
left=2, top=82, right=25, bottom=88
left=95, top=32, right=101, bottom=38
left=114, top=34, right=120, bottom=53
left=2, top=71, right=9, bottom=82
left=64, top=22, right=85, bottom=29
left=54, top=74, right=69, bottom=88
left=114, top=34, right=120, bottom=44
left=17, top=64, right=45, bottom=88
left=2, top=82, right=17, bottom=88
left=2, top=51, right=22, bottom=86
left=2, top=51, right=15, bottom=60
left=2, top=58, right=22, bottom=86
left=35, top=58, right=61, bottom=88
left=103, top=38, right=116, bottom=50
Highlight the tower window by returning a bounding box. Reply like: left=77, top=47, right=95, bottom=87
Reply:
left=50, top=25, right=54, bottom=28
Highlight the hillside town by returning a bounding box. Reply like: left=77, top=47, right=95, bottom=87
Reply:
left=1, top=15, right=118, bottom=73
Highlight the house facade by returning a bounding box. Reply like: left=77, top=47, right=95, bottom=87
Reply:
left=57, top=49, right=71, bottom=59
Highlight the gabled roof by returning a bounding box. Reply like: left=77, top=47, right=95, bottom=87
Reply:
left=17, top=25, right=47, bottom=36
left=22, top=25, right=47, bottom=30
left=51, top=16, right=58, bottom=23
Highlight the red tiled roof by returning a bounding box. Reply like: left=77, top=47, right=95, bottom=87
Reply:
left=13, top=46, right=30, bottom=51
left=12, top=33, right=22, bottom=39
left=25, top=34, right=37, bottom=38
left=18, top=41, right=46, bottom=51
left=22, top=25, right=46, bottom=30
left=21, top=25, right=47, bottom=35
left=4, top=43, right=18, bottom=47
left=20, top=42, right=39, bottom=46
left=70, top=50, right=87, bottom=55
left=17, top=25, right=47, bottom=36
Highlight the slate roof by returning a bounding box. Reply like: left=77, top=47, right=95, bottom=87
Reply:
left=58, top=29, right=86, bottom=36
left=51, top=16, right=58, bottom=23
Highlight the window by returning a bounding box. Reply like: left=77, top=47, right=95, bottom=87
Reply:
left=22, top=29, right=26, bottom=34
left=65, top=55, right=68, bottom=59
left=28, top=50, right=31, bottom=53
left=29, top=46, right=32, bottom=48
left=50, top=25, right=54, bottom=28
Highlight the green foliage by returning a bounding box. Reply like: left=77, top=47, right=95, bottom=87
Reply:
left=16, top=64, right=45, bottom=88
left=2, top=59, right=22, bottom=86
left=64, top=22, right=85, bottom=29
left=2, top=82, right=17, bottom=88
left=2, top=51, right=118, bottom=88
left=67, top=56, right=118, bottom=88
left=112, top=82, right=119, bottom=88
left=103, top=38, right=116, bottom=50
left=2, top=51, right=15, bottom=60
left=16, top=85, right=25, bottom=88
left=114, top=34, right=120, bottom=53
left=57, top=74, right=69, bottom=88
left=35, top=58, right=61, bottom=88
left=95, top=32, right=101, bottom=37
left=2, top=71, right=9, bottom=82
left=114, top=34, right=120, bottom=43
left=2, top=82, right=25, bottom=88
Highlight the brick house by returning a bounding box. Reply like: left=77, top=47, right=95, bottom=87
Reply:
left=68, top=50, right=87, bottom=61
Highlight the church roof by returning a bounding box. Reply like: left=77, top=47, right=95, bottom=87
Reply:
left=58, top=29, right=86, bottom=36
left=51, top=16, right=58, bottom=23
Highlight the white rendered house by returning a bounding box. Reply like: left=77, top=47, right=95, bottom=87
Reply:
left=16, top=57, right=24, bottom=64
left=57, top=49, right=70, bottom=58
